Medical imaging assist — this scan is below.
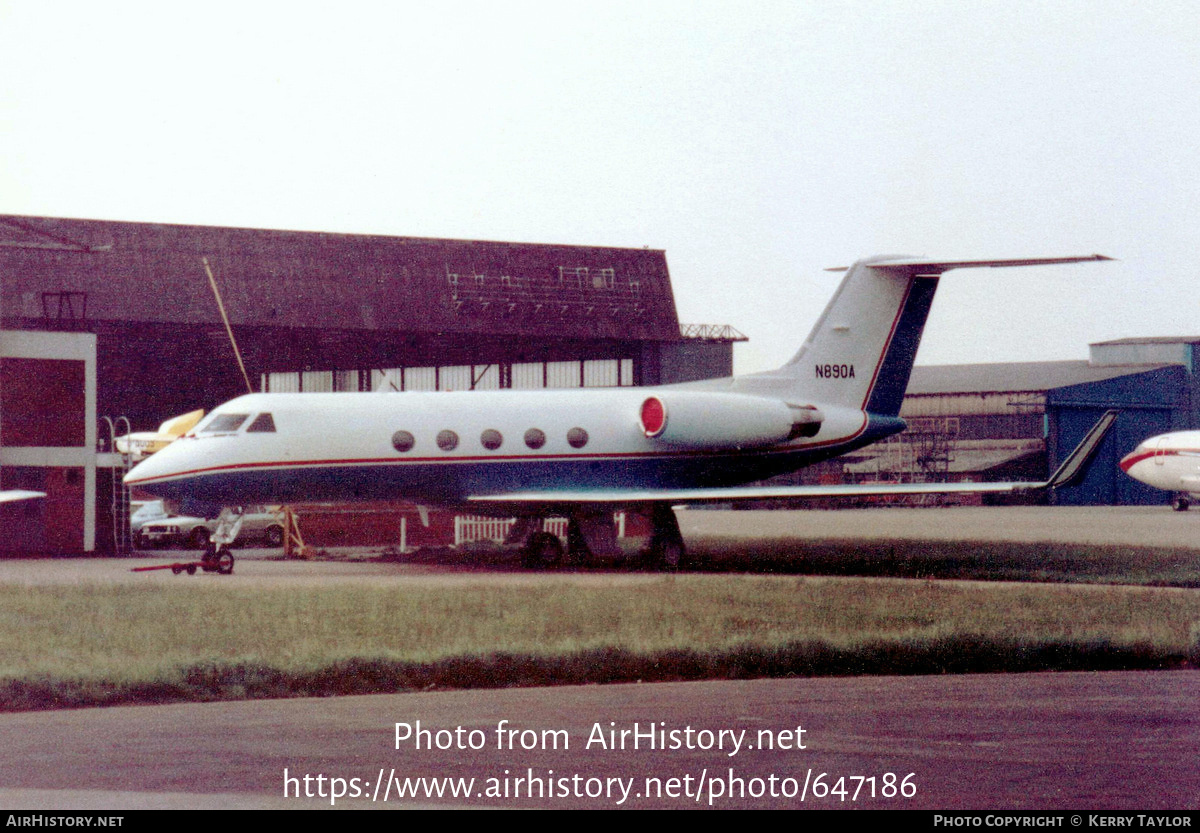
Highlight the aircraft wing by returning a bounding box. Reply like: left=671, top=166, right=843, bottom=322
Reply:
left=0, top=490, right=46, bottom=503
left=471, top=481, right=1042, bottom=505
left=469, top=411, right=1118, bottom=506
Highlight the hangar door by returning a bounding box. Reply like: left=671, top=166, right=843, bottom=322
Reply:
left=1052, top=406, right=1174, bottom=506
left=1049, top=366, right=1188, bottom=507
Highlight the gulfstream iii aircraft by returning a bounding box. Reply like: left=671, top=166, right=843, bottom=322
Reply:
left=124, top=254, right=1114, bottom=570
left=1120, top=432, right=1200, bottom=511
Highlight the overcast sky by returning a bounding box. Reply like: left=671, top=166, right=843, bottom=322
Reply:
left=1, top=1, right=1196, bottom=373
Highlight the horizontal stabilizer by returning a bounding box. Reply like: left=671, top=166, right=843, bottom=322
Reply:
left=825, top=254, right=1113, bottom=274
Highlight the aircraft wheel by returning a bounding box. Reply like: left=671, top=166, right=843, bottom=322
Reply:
left=659, top=539, right=684, bottom=570
left=1173, top=496, right=1190, bottom=512
left=644, top=539, right=684, bottom=571
left=186, top=564, right=197, bottom=575
left=523, top=532, right=563, bottom=569
left=216, top=548, right=235, bottom=575
left=200, top=545, right=218, bottom=572
left=171, top=565, right=183, bottom=575
left=564, top=518, right=590, bottom=566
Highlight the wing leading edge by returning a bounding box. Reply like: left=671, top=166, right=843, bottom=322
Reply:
left=468, top=411, right=1118, bottom=506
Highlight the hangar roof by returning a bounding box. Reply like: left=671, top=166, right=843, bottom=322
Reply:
left=0, top=215, right=681, bottom=342
left=1090, top=336, right=1200, bottom=345
left=906, top=360, right=1170, bottom=396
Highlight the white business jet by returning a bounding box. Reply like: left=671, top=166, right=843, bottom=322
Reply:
left=1119, top=432, right=1200, bottom=510
left=124, top=254, right=1114, bottom=571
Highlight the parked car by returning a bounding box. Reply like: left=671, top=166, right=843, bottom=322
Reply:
left=135, top=507, right=285, bottom=550
left=130, top=500, right=169, bottom=536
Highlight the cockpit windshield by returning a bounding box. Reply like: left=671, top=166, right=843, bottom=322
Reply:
left=201, top=413, right=249, bottom=433
left=247, top=413, right=276, bottom=433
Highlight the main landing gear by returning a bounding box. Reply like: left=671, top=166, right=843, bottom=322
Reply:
left=514, top=503, right=687, bottom=571
left=641, top=503, right=686, bottom=569
left=523, top=531, right=565, bottom=568
left=1172, top=495, right=1190, bottom=512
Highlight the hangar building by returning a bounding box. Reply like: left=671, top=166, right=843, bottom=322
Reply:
left=831, top=337, right=1200, bottom=506
left=0, top=215, right=743, bottom=554
left=3, top=214, right=1191, bottom=554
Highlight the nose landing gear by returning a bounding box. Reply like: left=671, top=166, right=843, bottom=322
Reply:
left=201, top=544, right=236, bottom=575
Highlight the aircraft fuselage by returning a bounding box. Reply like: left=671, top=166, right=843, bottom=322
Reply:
left=1120, top=431, right=1200, bottom=501
left=125, top=388, right=894, bottom=514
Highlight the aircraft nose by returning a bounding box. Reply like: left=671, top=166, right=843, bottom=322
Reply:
left=123, top=455, right=159, bottom=487
left=1118, top=449, right=1142, bottom=474
left=124, top=443, right=181, bottom=488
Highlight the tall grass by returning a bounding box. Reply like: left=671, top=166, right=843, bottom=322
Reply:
left=1, top=575, right=1197, bottom=710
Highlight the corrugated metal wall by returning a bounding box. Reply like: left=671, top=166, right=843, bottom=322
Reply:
left=1049, top=366, right=1190, bottom=506
left=266, top=358, right=634, bottom=393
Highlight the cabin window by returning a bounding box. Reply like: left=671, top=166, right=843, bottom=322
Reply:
left=480, top=429, right=503, bottom=450
left=436, top=430, right=459, bottom=451
left=202, top=414, right=248, bottom=433
left=567, top=427, right=589, bottom=449
left=524, top=428, right=546, bottom=450
left=392, top=430, right=415, bottom=452
left=247, top=413, right=277, bottom=433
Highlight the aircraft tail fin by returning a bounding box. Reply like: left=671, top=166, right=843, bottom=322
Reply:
left=773, top=255, right=1112, bottom=416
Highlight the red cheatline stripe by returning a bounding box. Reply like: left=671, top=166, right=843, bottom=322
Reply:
left=1119, top=448, right=1200, bottom=472
left=126, top=432, right=868, bottom=486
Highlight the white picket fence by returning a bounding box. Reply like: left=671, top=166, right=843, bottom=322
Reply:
left=454, top=514, right=626, bottom=545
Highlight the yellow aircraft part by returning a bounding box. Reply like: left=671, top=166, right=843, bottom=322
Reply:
left=157, top=409, right=205, bottom=437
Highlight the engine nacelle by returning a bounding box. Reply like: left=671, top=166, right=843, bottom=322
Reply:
left=638, top=392, right=823, bottom=449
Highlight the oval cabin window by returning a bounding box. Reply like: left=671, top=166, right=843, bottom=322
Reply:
left=480, top=429, right=503, bottom=450
left=392, top=430, right=415, bottom=453
left=524, top=428, right=546, bottom=450
left=567, top=427, right=589, bottom=449
left=436, top=430, right=459, bottom=451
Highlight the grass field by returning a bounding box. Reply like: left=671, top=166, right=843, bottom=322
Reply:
left=685, top=537, right=1200, bottom=586
left=3, top=538, right=1200, bottom=711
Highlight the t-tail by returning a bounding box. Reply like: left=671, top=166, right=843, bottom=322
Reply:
left=761, top=254, right=1113, bottom=416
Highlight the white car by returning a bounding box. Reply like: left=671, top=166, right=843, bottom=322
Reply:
left=135, top=508, right=285, bottom=550
left=130, top=500, right=169, bottom=535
